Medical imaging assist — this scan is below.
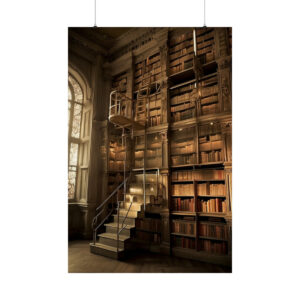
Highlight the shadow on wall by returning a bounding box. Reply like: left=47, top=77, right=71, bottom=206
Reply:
left=68, top=204, right=85, bottom=240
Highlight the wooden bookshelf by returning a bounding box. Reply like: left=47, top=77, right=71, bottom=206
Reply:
left=112, top=72, right=127, bottom=93
left=104, top=27, right=232, bottom=265
left=170, top=126, right=197, bottom=166
left=146, top=132, right=162, bottom=169
left=169, top=30, right=194, bottom=76
left=170, top=165, right=231, bottom=260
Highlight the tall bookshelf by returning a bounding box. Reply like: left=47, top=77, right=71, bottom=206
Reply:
left=106, top=27, right=231, bottom=266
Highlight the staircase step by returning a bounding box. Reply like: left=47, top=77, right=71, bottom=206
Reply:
left=113, top=215, right=136, bottom=225
left=134, top=173, right=157, bottom=183
left=118, top=209, right=138, bottom=218
left=90, top=242, right=124, bottom=259
left=120, top=202, right=141, bottom=211
left=98, top=232, right=130, bottom=248
left=129, top=187, right=157, bottom=195
left=105, top=222, right=134, bottom=236
left=125, top=193, right=152, bottom=203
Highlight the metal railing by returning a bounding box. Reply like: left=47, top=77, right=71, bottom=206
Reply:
left=91, top=175, right=131, bottom=245
left=116, top=197, right=133, bottom=253
left=109, top=90, right=132, bottom=120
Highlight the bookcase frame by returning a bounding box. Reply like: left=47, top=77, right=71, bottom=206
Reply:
left=106, top=27, right=232, bottom=266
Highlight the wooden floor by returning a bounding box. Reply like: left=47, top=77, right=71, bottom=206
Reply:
left=68, top=240, right=231, bottom=273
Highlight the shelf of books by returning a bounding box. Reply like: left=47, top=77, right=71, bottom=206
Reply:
left=195, top=28, right=216, bottom=65
left=170, top=165, right=231, bottom=264
left=112, top=72, right=127, bottom=93
left=170, top=126, right=197, bottom=166
left=134, top=52, right=161, bottom=91
left=133, top=52, right=162, bottom=127
left=197, top=72, right=219, bottom=116
left=170, top=80, right=197, bottom=122
left=108, top=136, right=130, bottom=172
left=198, top=123, right=224, bottom=164
left=146, top=132, right=162, bottom=169
left=133, top=135, right=145, bottom=169
left=134, top=214, right=161, bottom=251
left=169, top=30, right=195, bottom=83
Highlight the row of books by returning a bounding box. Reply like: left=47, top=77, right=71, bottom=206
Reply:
left=146, top=148, right=162, bottom=158
left=199, top=140, right=223, bottom=151
left=109, top=142, right=124, bottom=151
left=134, top=160, right=144, bottom=169
left=198, top=223, right=228, bottom=239
left=170, top=89, right=197, bottom=105
left=136, top=218, right=161, bottom=232
left=198, top=52, right=215, bottom=64
left=109, top=152, right=126, bottom=161
left=172, top=197, right=195, bottom=212
left=134, top=74, right=161, bottom=90
left=171, top=109, right=195, bottom=122
left=171, top=154, right=197, bottom=165
left=197, top=183, right=226, bottom=196
left=135, top=150, right=144, bottom=159
left=112, top=76, right=127, bottom=91
left=149, top=99, right=161, bottom=109
left=201, top=85, right=219, bottom=97
left=199, top=198, right=227, bottom=213
left=172, top=221, right=195, bottom=235
left=172, top=236, right=195, bottom=250
left=200, top=103, right=219, bottom=115
left=135, top=64, right=161, bottom=77
left=169, top=53, right=194, bottom=68
left=169, top=45, right=194, bottom=61
left=172, top=184, right=194, bottom=196
left=169, top=31, right=193, bottom=47
left=149, top=108, right=161, bottom=117
left=171, top=143, right=195, bottom=155
left=196, top=28, right=214, bottom=42
left=135, top=231, right=161, bottom=244
left=108, top=161, right=125, bottom=171
left=200, top=150, right=223, bottom=163
left=171, top=169, right=225, bottom=181
left=198, top=239, right=227, bottom=255
left=135, top=53, right=160, bottom=69
left=169, top=39, right=193, bottom=53
left=199, top=123, right=222, bottom=137
left=145, top=157, right=162, bottom=169
left=199, top=133, right=222, bottom=143
left=200, top=94, right=218, bottom=106
left=197, top=41, right=214, bottom=54
left=170, top=101, right=195, bottom=113
left=169, top=59, right=193, bottom=75
left=148, top=115, right=161, bottom=127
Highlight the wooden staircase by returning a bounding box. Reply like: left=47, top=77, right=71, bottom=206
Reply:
left=90, top=173, right=158, bottom=259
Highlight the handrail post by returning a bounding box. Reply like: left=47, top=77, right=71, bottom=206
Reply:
left=143, top=168, right=146, bottom=211
left=117, top=192, right=120, bottom=254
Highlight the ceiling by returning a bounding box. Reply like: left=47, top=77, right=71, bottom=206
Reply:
left=69, top=27, right=132, bottom=50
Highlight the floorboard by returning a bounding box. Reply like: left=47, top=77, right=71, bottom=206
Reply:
left=68, top=240, right=231, bottom=273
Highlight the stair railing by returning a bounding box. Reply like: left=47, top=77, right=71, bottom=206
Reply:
left=109, top=90, right=133, bottom=120
left=116, top=198, right=133, bottom=253
left=91, top=175, right=131, bottom=245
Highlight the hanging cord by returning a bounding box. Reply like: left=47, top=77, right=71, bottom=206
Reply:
left=204, top=0, right=206, bottom=27
left=94, top=0, right=97, bottom=27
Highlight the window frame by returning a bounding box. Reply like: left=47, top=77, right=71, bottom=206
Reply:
left=68, top=75, right=84, bottom=201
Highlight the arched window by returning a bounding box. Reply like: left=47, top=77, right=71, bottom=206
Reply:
left=68, top=74, right=83, bottom=199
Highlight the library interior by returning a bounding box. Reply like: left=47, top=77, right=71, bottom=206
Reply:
left=68, top=27, right=232, bottom=272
